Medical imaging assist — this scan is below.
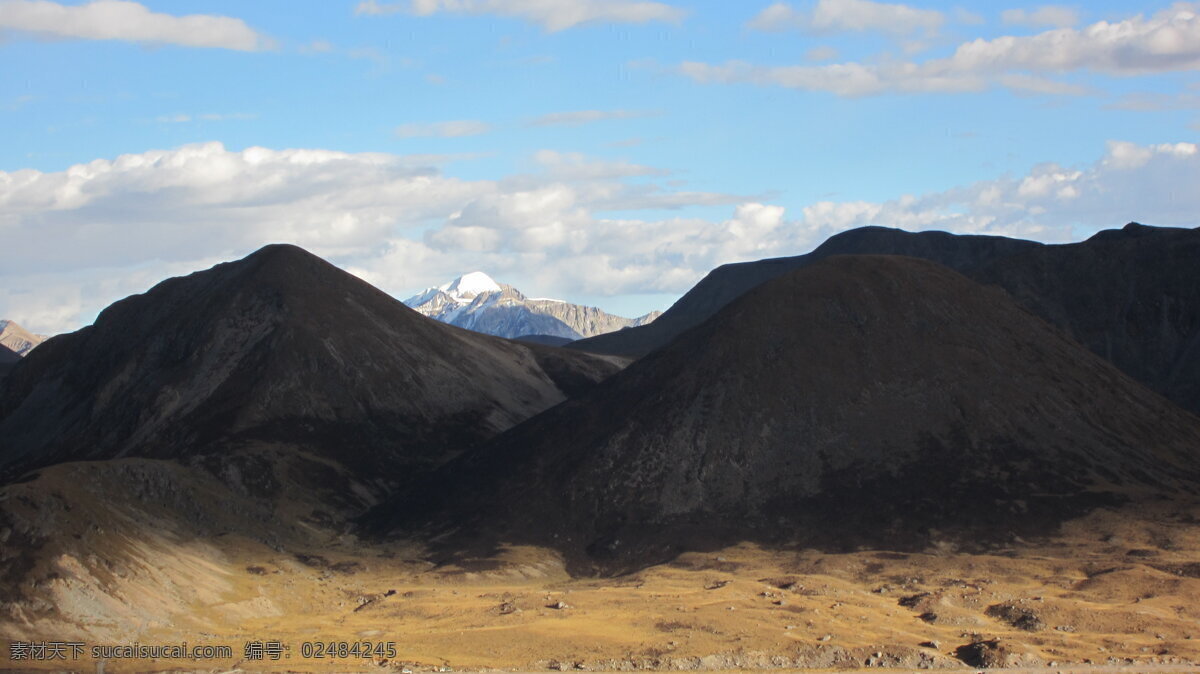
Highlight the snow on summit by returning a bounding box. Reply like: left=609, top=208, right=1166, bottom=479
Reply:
left=440, top=272, right=502, bottom=300
left=404, top=273, right=660, bottom=341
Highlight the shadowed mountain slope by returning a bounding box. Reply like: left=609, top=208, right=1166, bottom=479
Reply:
left=382, top=255, right=1200, bottom=571
left=514, top=334, right=575, bottom=347
left=568, top=224, right=1200, bottom=416
left=0, top=345, right=18, bottom=379
left=971, top=223, right=1200, bottom=416
left=0, top=244, right=622, bottom=484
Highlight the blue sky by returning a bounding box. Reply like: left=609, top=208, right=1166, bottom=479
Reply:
left=2, top=0, right=1199, bottom=333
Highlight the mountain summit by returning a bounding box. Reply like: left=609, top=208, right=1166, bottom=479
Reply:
left=0, top=244, right=621, bottom=485
left=441, top=271, right=504, bottom=298
left=568, top=223, right=1200, bottom=416
left=404, top=273, right=660, bottom=341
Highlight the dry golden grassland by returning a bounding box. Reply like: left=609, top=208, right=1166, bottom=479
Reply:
left=4, top=496, right=1200, bottom=673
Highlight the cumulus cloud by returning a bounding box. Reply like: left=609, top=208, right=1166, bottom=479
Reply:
left=686, top=3, right=1200, bottom=97
left=394, top=120, right=492, bottom=138
left=528, top=109, right=659, bottom=127
left=800, top=140, right=1200, bottom=239
left=354, top=0, right=686, bottom=32
left=747, top=0, right=944, bottom=36
left=0, top=0, right=273, bottom=50
left=1002, top=5, right=1080, bottom=29
left=0, top=142, right=490, bottom=279
left=3, top=140, right=1197, bottom=336
left=0, top=143, right=738, bottom=333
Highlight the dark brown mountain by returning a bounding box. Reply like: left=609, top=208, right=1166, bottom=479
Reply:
left=381, top=256, right=1200, bottom=571
left=0, top=244, right=622, bottom=487
left=567, top=226, right=1040, bottom=358
left=568, top=223, right=1200, bottom=416
left=970, top=223, right=1200, bottom=417
left=0, top=344, right=18, bottom=379
left=514, top=334, right=575, bottom=347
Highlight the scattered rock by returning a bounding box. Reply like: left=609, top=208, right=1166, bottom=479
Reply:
left=954, top=639, right=1005, bottom=668
left=294, top=553, right=329, bottom=568
left=985, top=602, right=1046, bottom=632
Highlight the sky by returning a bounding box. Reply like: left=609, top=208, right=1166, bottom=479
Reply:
left=1, top=0, right=1199, bottom=335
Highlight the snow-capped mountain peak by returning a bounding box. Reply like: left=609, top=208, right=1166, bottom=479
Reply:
left=403, top=273, right=659, bottom=341
left=440, top=271, right=502, bottom=299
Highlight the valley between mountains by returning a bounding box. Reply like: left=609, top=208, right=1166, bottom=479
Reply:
left=2, top=223, right=1200, bottom=673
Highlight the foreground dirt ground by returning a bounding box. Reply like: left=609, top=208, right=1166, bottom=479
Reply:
left=4, top=497, right=1200, bottom=673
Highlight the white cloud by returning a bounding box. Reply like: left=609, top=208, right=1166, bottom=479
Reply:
left=4, top=140, right=1198, bottom=336
left=805, top=45, right=839, bottom=62
left=304, top=39, right=335, bottom=53
left=1106, top=90, right=1200, bottom=110
left=952, top=7, right=985, bottom=26
left=1002, top=5, right=1080, bottom=29
left=394, top=120, right=492, bottom=138
left=154, top=112, right=256, bottom=124
left=528, top=109, right=659, bottom=127
left=998, top=73, right=1091, bottom=96
left=0, top=0, right=272, bottom=50
left=529, top=150, right=668, bottom=181
left=354, top=0, right=686, bottom=32
left=745, top=2, right=802, bottom=31
left=0, top=142, right=491, bottom=282
left=0, top=143, right=740, bottom=333
left=678, top=59, right=988, bottom=97
left=800, top=140, right=1200, bottom=239
left=747, top=0, right=944, bottom=36
left=686, top=4, right=1200, bottom=97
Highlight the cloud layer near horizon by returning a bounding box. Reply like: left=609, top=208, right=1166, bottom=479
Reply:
left=2, top=139, right=1198, bottom=335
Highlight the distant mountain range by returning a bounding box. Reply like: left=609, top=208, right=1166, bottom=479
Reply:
left=0, top=319, right=46, bottom=356
left=404, top=271, right=660, bottom=341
